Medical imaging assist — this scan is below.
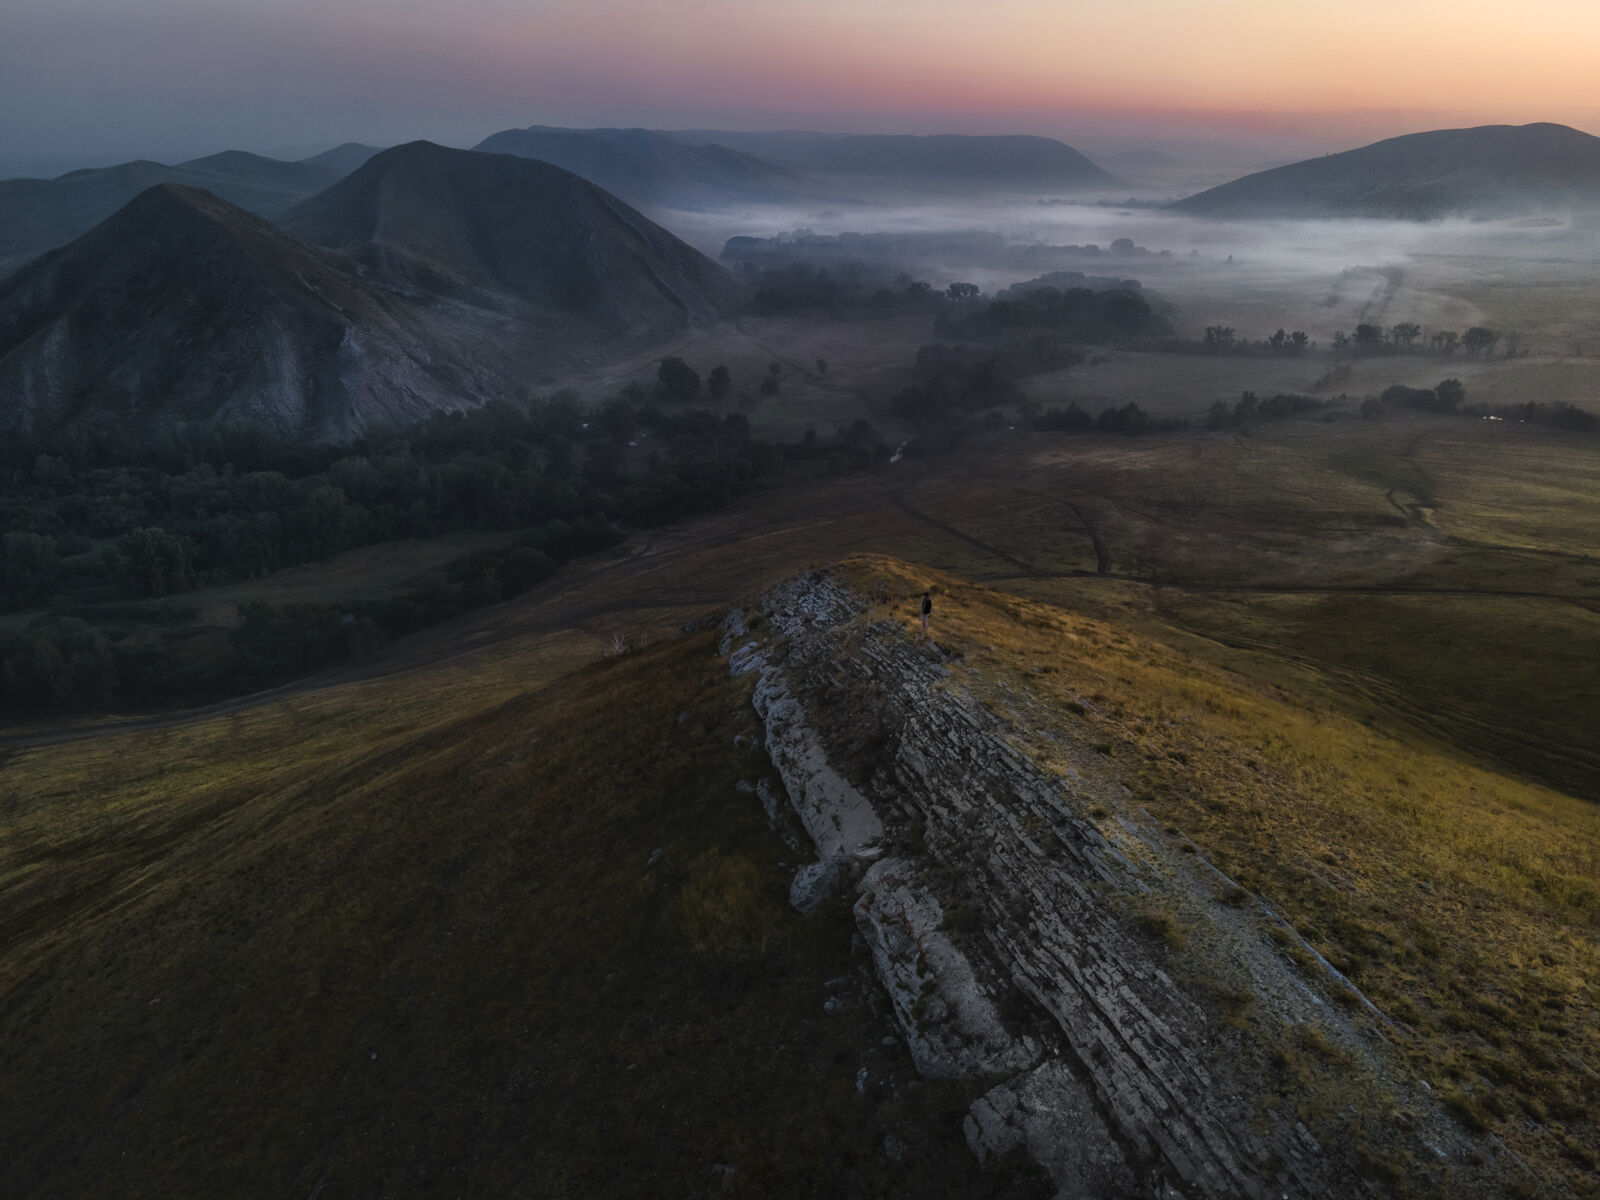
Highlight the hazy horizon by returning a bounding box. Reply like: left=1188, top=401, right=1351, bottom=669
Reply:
left=6, top=0, right=1600, bottom=175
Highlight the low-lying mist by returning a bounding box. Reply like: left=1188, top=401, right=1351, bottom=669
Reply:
left=662, top=193, right=1600, bottom=350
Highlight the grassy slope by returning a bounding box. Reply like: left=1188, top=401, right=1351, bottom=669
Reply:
left=4, top=407, right=1598, bottom=1193
left=841, top=554, right=1600, bottom=1194
left=0, top=631, right=1045, bottom=1198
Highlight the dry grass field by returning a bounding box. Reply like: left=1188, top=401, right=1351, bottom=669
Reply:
left=1, top=627, right=1054, bottom=1198
left=841, top=554, right=1600, bottom=1194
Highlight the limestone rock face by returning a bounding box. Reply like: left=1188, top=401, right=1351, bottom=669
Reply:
left=751, top=668, right=884, bottom=860
left=855, top=857, right=1039, bottom=1079
left=728, top=569, right=1490, bottom=1200
left=965, top=1060, right=1139, bottom=1199
left=726, top=596, right=884, bottom=862
left=788, top=856, right=852, bottom=914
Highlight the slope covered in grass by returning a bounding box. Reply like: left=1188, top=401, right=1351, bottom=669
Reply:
left=839, top=555, right=1600, bottom=1195
left=0, top=629, right=1043, bottom=1198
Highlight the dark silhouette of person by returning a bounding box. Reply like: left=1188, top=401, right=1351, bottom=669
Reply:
left=921, top=590, right=932, bottom=634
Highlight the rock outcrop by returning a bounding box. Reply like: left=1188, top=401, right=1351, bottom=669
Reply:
left=725, top=567, right=1497, bottom=1199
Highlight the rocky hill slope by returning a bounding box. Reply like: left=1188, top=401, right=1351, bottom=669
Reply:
left=1171, top=122, right=1600, bottom=220
left=721, top=559, right=1556, bottom=1198
left=0, top=144, right=742, bottom=442
left=0, top=183, right=486, bottom=440
left=284, top=140, right=744, bottom=337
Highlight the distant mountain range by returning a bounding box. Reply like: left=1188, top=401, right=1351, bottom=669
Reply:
left=664, top=130, right=1120, bottom=191
left=475, top=127, right=1120, bottom=203
left=0, top=146, right=385, bottom=275
left=0, top=143, right=740, bottom=442
left=1172, top=123, right=1600, bottom=219
left=473, top=126, right=808, bottom=210
left=300, top=143, right=387, bottom=175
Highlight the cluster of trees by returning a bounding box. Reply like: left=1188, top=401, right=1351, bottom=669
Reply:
left=1373, top=379, right=1468, bottom=414
left=654, top=356, right=789, bottom=404
left=1205, top=391, right=1327, bottom=428
left=989, top=271, right=1144, bottom=302
left=724, top=229, right=1173, bottom=274
left=1189, top=326, right=1312, bottom=353
left=1150, top=325, right=1314, bottom=356
left=1332, top=324, right=1510, bottom=357
left=739, top=263, right=954, bottom=319
left=1369, top=380, right=1595, bottom=431
left=889, top=345, right=1026, bottom=424
left=0, top=397, right=786, bottom=612
left=1477, top=401, right=1597, bottom=431
left=1030, top=402, right=1184, bottom=436
left=934, top=285, right=1171, bottom=345
left=0, top=396, right=893, bottom=713
left=1028, top=392, right=1317, bottom=437
left=1164, top=322, right=1518, bottom=359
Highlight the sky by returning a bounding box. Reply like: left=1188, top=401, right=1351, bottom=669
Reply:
left=5, top=0, right=1600, bottom=170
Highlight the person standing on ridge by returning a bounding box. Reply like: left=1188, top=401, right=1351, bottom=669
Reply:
left=921, top=590, right=932, bottom=635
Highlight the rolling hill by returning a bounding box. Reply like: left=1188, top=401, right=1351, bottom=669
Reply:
left=663, top=130, right=1120, bottom=191
left=284, top=140, right=743, bottom=333
left=473, top=125, right=808, bottom=210
left=0, top=150, right=351, bottom=276
left=299, top=141, right=387, bottom=175
left=0, top=143, right=742, bottom=441
left=1171, top=122, right=1600, bottom=219
left=0, top=183, right=501, bottom=440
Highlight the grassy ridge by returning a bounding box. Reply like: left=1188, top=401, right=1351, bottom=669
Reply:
left=0, top=631, right=1044, bottom=1198
left=842, top=554, right=1600, bottom=1195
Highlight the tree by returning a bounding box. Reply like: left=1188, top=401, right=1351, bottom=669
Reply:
left=1360, top=396, right=1385, bottom=418
left=116, top=527, right=194, bottom=597
left=597, top=398, right=636, bottom=444
left=1353, top=323, right=1386, bottom=351
left=1390, top=321, right=1421, bottom=350
left=1268, top=328, right=1287, bottom=349
left=1332, top=331, right=1350, bottom=351
left=1434, top=378, right=1466, bottom=410
left=707, top=365, right=732, bottom=400
left=946, top=282, right=980, bottom=301
left=1462, top=327, right=1499, bottom=357
left=0, top=531, right=58, bottom=607
left=655, top=356, right=701, bottom=403
left=1290, top=331, right=1309, bottom=351
left=1429, top=330, right=1459, bottom=354
left=35, top=618, right=117, bottom=710
left=1203, top=325, right=1236, bottom=350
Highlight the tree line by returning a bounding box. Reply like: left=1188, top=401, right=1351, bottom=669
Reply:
left=1368, top=380, right=1595, bottom=430
left=1332, top=324, right=1510, bottom=357
left=0, top=389, right=892, bottom=714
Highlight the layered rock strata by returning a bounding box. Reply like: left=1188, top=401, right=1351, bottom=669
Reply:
left=725, top=569, right=1488, bottom=1200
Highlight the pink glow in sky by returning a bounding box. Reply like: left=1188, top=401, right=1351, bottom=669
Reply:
left=5, top=0, right=1599, bottom=164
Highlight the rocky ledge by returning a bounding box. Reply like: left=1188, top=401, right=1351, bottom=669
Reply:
left=722, top=567, right=1512, bottom=1200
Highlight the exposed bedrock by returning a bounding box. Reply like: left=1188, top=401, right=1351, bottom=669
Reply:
left=724, top=569, right=1490, bottom=1200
